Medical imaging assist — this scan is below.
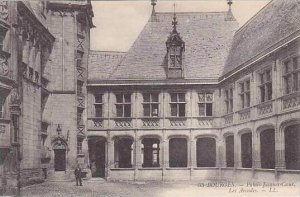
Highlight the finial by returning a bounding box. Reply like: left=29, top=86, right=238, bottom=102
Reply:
left=225, top=0, right=235, bottom=21
left=150, top=0, right=158, bottom=22
left=172, top=2, right=177, bottom=31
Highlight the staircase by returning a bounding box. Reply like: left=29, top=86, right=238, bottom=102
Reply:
left=47, top=171, right=73, bottom=182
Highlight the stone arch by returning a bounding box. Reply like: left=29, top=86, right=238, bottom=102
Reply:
left=195, top=135, right=217, bottom=167
left=51, top=137, right=68, bottom=171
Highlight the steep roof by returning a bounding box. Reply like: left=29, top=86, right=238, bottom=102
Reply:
left=88, top=51, right=125, bottom=81
left=223, top=0, right=300, bottom=76
left=98, top=12, right=238, bottom=81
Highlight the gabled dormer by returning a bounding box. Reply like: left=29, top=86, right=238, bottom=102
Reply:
left=166, top=13, right=185, bottom=78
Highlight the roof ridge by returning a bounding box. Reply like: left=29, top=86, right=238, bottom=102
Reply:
left=235, top=0, right=274, bottom=34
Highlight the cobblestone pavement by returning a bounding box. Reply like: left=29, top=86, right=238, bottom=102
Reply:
left=21, top=180, right=300, bottom=197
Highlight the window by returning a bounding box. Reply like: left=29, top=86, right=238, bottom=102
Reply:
left=77, top=81, right=83, bottom=95
left=114, top=138, right=133, bottom=168
left=283, top=57, right=300, bottom=94
left=239, top=80, right=251, bottom=109
left=77, top=109, right=83, bottom=125
left=94, top=94, right=103, bottom=117
left=76, top=51, right=83, bottom=68
left=169, top=138, right=187, bottom=167
left=198, top=93, right=213, bottom=116
left=29, top=67, right=33, bottom=80
left=77, top=138, right=83, bottom=155
left=224, top=88, right=233, bottom=114
left=284, top=124, right=300, bottom=170
left=116, top=93, right=131, bottom=117
left=170, top=93, right=185, bottom=117
left=169, top=46, right=182, bottom=68
left=12, top=115, right=19, bottom=143
left=241, top=133, right=252, bottom=168
left=143, top=93, right=159, bottom=117
left=197, top=138, right=216, bottom=167
left=142, top=138, right=160, bottom=167
left=225, top=135, right=234, bottom=167
left=259, top=68, right=272, bottom=102
left=260, top=129, right=275, bottom=169
left=0, top=96, right=4, bottom=118
left=0, top=30, right=5, bottom=51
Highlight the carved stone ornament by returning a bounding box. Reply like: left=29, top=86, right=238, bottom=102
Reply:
left=10, top=88, right=21, bottom=105
left=0, top=1, right=8, bottom=21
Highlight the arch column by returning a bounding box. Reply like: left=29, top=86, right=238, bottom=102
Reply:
left=234, top=133, right=241, bottom=168
left=275, top=126, right=285, bottom=170
left=252, top=131, right=261, bottom=169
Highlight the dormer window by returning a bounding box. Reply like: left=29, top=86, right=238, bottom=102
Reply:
left=166, top=13, right=185, bottom=78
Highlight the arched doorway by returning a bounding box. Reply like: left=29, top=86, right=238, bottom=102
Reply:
left=88, top=137, right=106, bottom=177
left=52, top=139, right=67, bottom=171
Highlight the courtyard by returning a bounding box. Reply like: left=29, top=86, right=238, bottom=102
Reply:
left=21, top=180, right=300, bottom=197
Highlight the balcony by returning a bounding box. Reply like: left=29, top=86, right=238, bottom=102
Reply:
left=281, top=92, right=300, bottom=111
left=141, top=117, right=160, bottom=128
left=223, top=113, right=233, bottom=125
left=238, top=108, right=251, bottom=122
left=256, top=100, right=273, bottom=116
left=168, top=117, right=186, bottom=127
left=197, top=117, right=214, bottom=128
left=114, top=118, right=132, bottom=129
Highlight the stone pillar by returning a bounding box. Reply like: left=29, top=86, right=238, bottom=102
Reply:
left=190, top=138, right=196, bottom=180
left=234, top=133, right=241, bottom=168
left=162, top=135, right=168, bottom=181
left=252, top=131, right=261, bottom=169
left=106, top=137, right=114, bottom=179
left=275, top=125, right=285, bottom=174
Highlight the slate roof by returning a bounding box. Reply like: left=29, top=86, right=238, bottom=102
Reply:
left=223, top=0, right=300, bottom=76
left=89, top=12, right=238, bottom=82
left=88, top=51, right=125, bottom=80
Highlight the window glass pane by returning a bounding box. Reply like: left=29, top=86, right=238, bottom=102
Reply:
left=285, top=76, right=292, bottom=94
left=230, top=100, right=233, bottom=113
left=151, top=104, right=159, bottom=117
left=116, top=105, right=123, bottom=117
left=240, top=94, right=245, bottom=108
left=293, top=57, right=298, bottom=70
left=230, top=89, right=233, bottom=98
left=293, top=73, right=299, bottom=91
left=170, top=94, right=177, bottom=102
left=206, top=103, right=212, bottom=116
left=225, top=90, right=228, bottom=100
left=198, top=94, right=205, bottom=102
left=285, top=61, right=291, bottom=73
left=260, top=73, right=264, bottom=84
left=246, top=93, right=250, bottom=107
left=246, top=80, right=250, bottom=91
left=124, top=104, right=131, bottom=117
left=179, top=104, right=185, bottom=117
left=266, top=70, right=271, bottom=82
left=143, top=104, right=150, bottom=117
left=199, top=103, right=206, bottom=116
left=116, top=94, right=123, bottom=103
left=178, top=93, right=185, bottom=102
left=94, top=94, right=102, bottom=103
left=95, top=105, right=102, bottom=117
left=143, top=93, right=150, bottom=102
left=240, top=83, right=244, bottom=93
left=260, top=86, right=265, bottom=102
left=267, top=83, right=272, bottom=100
left=151, top=93, right=159, bottom=102
left=170, top=104, right=177, bottom=116
left=206, top=93, right=213, bottom=102
left=124, top=94, right=131, bottom=103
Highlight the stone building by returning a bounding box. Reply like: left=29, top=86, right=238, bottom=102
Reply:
left=87, top=0, right=300, bottom=182
left=0, top=1, right=93, bottom=195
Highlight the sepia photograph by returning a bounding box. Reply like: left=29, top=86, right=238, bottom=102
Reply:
left=0, top=0, right=299, bottom=196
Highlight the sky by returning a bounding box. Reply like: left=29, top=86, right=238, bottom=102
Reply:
left=90, top=0, right=270, bottom=52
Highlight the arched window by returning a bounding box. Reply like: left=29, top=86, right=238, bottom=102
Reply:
left=260, top=129, right=275, bottom=169
left=114, top=137, right=133, bottom=168
left=285, top=124, right=300, bottom=170
left=169, top=138, right=187, bottom=167
left=225, top=135, right=234, bottom=167
left=241, top=132, right=252, bottom=168
left=142, top=138, right=160, bottom=167
left=197, top=138, right=216, bottom=167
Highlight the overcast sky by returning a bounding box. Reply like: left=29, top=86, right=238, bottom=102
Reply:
left=90, top=0, right=270, bottom=52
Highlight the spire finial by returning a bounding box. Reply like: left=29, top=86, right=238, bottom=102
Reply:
left=151, top=0, right=158, bottom=22
left=225, top=0, right=235, bottom=21
left=172, top=2, right=177, bottom=31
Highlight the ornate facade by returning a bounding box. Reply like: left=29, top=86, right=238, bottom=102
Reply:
left=0, top=1, right=93, bottom=195
left=87, top=0, right=300, bottom=182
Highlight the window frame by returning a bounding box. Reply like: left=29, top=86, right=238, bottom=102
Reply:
left=224, top=88, right=234, bottom=114
left=198, top=93, right=213, bottom=117
left=94, top=94, right=103, bottom=118
left=239, top=79, right=251, bottom=109
left=169, top=92, right=186, bottom=117
left=142, top=92, right=159, bottom=117
left=258, top=67, right=272, bottom=103
left=115, top=93, right=132, bottom=118
left=283, top=56, right=300, bottom=94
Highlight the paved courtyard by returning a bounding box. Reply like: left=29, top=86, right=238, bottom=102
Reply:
left=21, top=180, right=300, bottom=197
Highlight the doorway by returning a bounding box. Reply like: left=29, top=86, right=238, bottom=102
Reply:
left=88, top=137, right=106, bottom=178
left=54, top=149, right=66, bottom=171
